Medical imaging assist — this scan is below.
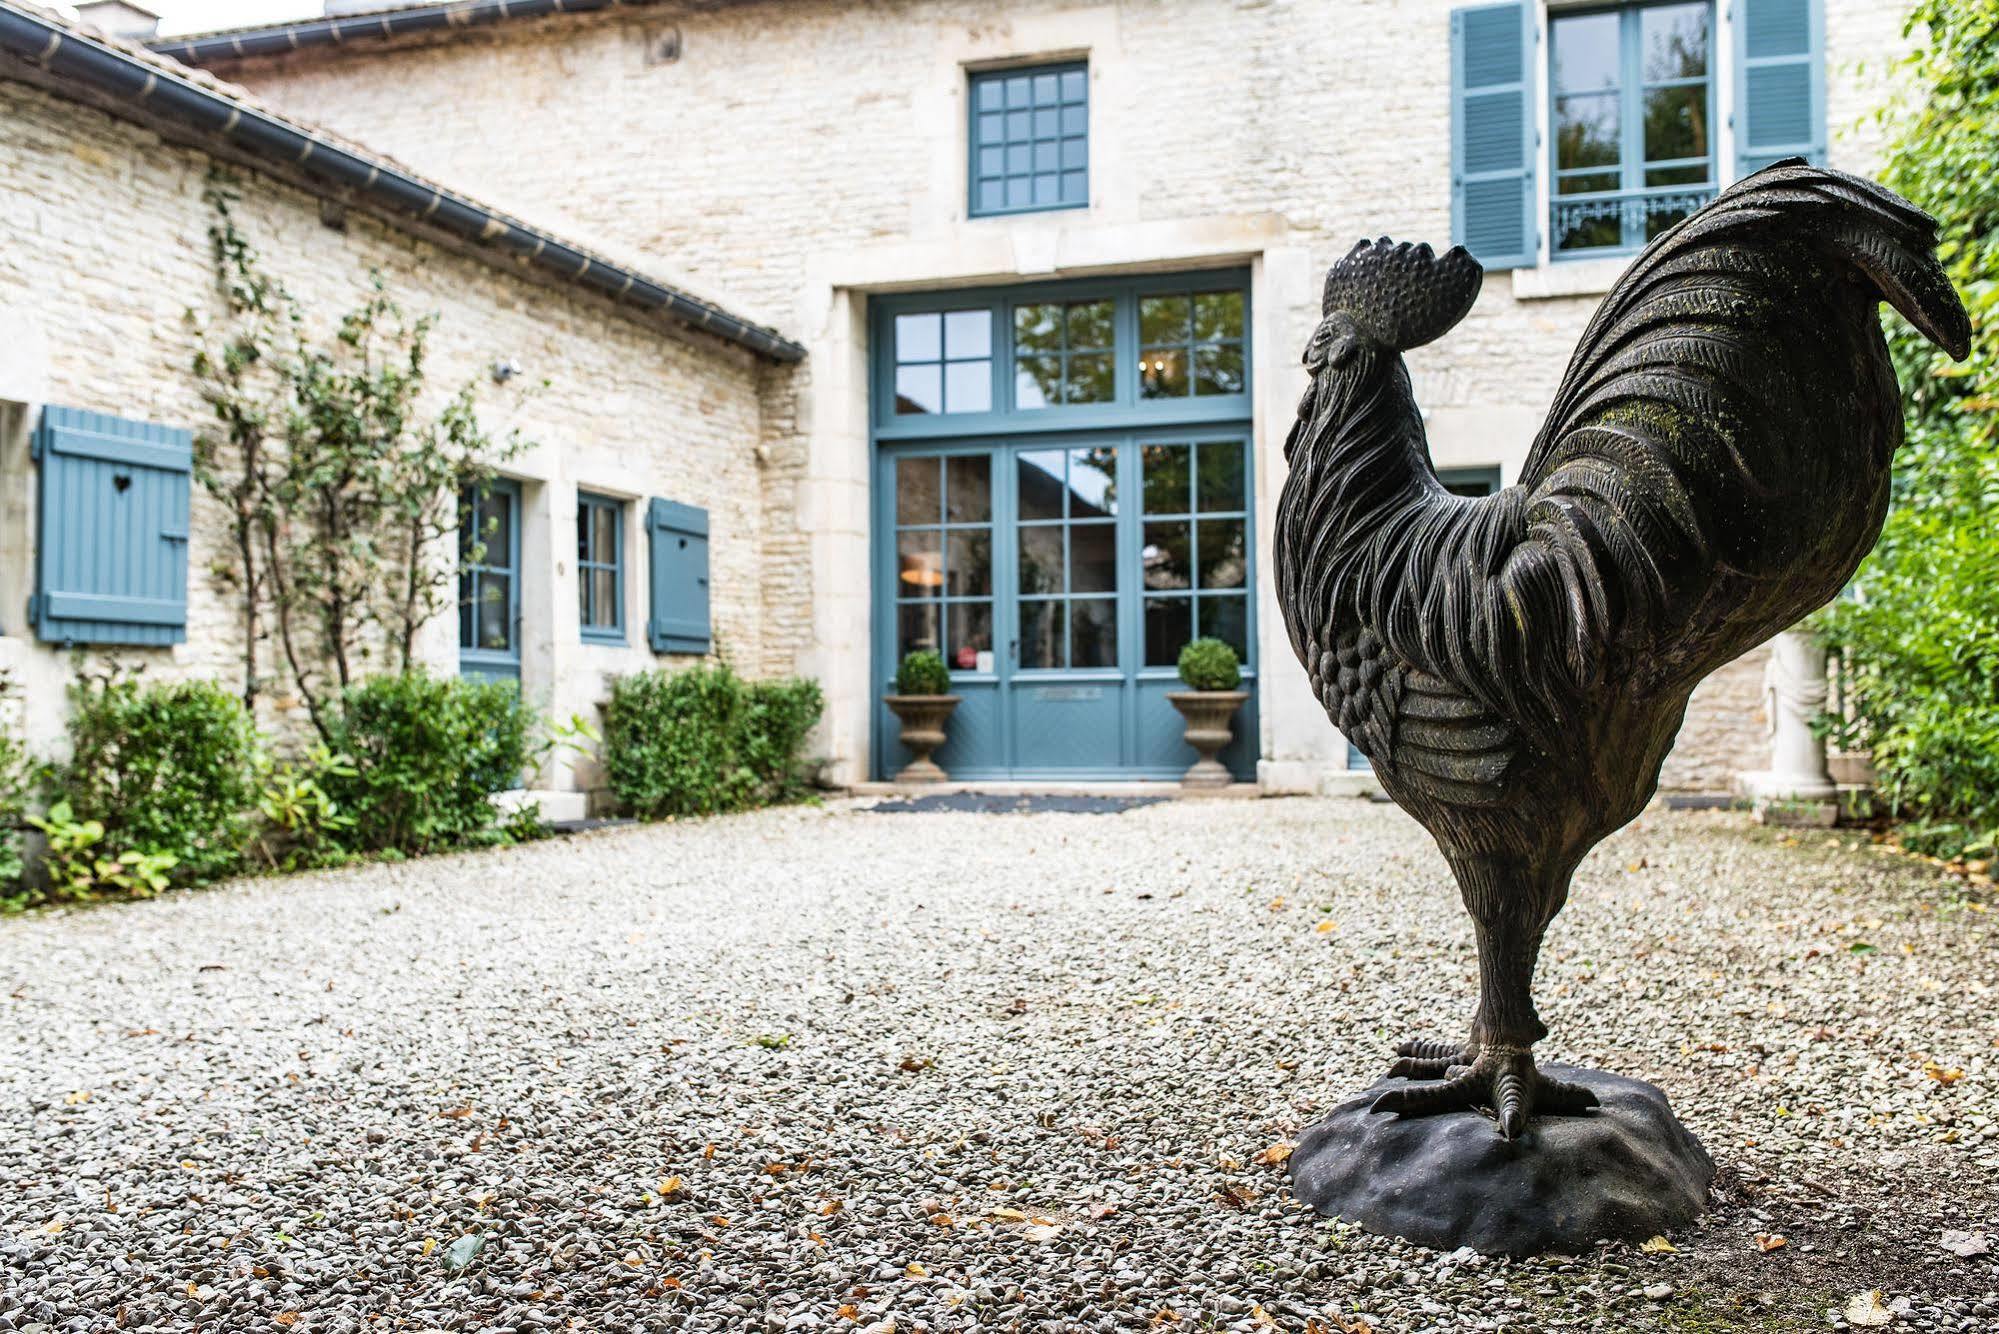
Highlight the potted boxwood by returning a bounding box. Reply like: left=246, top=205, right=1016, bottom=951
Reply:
left=884, top=650, right=959, bottom=783
left=1167, top=638, right=1249, bottom=789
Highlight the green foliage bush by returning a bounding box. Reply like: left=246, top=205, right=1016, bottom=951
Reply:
left=603, top=663, right=824, bottom=819
left=0, top=675, right=32, bottom=901
left=318, top=670, right=535, bottom=856
left=1177, top=637, right=1243, bottom=692
left=1814, top=0, right=1999, bottom=859
left=51, top=676, right=259, bottom=888
left=894, top=650, right=951, bottom=697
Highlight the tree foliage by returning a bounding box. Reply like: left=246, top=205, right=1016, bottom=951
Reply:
left=1816, top=0, right=1999, bottom=856
left=190, top=172, right=525, bottom=738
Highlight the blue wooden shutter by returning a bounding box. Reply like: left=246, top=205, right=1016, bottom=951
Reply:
left=646, top=497, right=710, bottom=654
left=1451, top=3, right=1537, bottom=270
left=1735, top=0, right=1825, bottom=176
left=32, top=406, right=191, bottom=646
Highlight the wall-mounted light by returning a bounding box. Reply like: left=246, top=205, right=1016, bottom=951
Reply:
left=491, top=358, right=522, bottom=384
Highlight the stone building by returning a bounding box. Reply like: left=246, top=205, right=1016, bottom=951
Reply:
left=3, top=0, right=1909, bottom=799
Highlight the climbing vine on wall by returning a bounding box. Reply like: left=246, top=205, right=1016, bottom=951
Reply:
left=189, top=171, right=528, bottom=739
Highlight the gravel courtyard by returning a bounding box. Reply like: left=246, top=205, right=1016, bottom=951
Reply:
left=2, top=797, right=1995, bottom=1333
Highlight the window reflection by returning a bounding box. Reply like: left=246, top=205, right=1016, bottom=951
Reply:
left=895, top=309, right=993, bottom=414
left=1140, top=290, right=1244, bottom=400
left=1140, top=439, right=1250, bottom=667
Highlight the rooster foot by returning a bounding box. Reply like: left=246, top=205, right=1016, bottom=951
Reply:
left=1384, top=1035, right=1479, bottom=1080
left=1370, top=1043, right=1599, bottom=1139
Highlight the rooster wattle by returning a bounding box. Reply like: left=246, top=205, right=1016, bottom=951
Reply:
left=1274, top=161, right=1970, bottom=1138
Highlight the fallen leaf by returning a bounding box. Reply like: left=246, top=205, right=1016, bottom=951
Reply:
left=819, top=1199, right=844, bottom=1216
left=1844, top=1290, right=1892, bottom=1327
left=1149, top=1311, right=1180, bottom=1328
left=1314, top=920, right=1337, bottom=933
left=438, top=1106, right=473, bottom=1119
left=991, top=1207, right=1030, bottom=1222
left=659, top=1275, right=682, bottom=1290
left=1022, top=1223, right=1061, bottom=1242
left=274, top=1315, right=299, bottom=1327
left=1926, top=1063, right=1965, bottom=1086
left=1253, top=1142, right=1295, bottom=1167
left=1084, top=1202, right=1117, bottom=1219
left=442, top=1234, right=484, bottom=1271
left=898, top=1056, right=934, bottom=1072
left=420, top=1237, right=438, bottom=1256
left=1755, top=1233, right=1787, bottom=1252
left=837, top=1305, right=859, bottom=1321
left=929, top=1212, right=954, bottom=1227
left=1214, top=1184, right=1257, bottom=1211
left=1639, top=1235, right=1677, bottom=1253
left=904, top=1261, right=928, bottom=1278
left=1251, top=1305, right=1278, bottom=1329
left=1268, top=896, right=1287, bottom=911
left=702, top=1142, right=716, bottom=1159
left=656, top=1175, right=685, bottom=1199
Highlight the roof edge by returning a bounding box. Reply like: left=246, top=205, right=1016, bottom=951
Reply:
left=150, top=0, right=659, bottom=67
left=0, top=1, right=803, bottom=364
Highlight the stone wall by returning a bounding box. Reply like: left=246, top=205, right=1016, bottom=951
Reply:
left=0, top=78, right=774, bottom=789
left=221, top=0, right=1911, bottom=791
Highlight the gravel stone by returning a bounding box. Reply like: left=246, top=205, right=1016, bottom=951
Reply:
left=0, top=799, right=1993, bottom=1331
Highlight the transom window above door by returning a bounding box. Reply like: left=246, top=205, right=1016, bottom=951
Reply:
left=876, top=272, right=1250, bottom=432
left=1551, top=1, right=1715, bottom=256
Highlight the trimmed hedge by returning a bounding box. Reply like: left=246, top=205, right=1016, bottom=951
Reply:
left=603, top=663, right=823, bottom=819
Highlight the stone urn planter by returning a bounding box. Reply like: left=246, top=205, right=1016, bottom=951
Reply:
left=884, top=694, right=959, bottom=783
left=1169, top=637, right=1249, bottom=789
left=885, top=650, right=958, bottom=784
left=1166, top=689, right=1250, bottom=788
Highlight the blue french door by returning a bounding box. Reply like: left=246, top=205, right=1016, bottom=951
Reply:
left=875, top=432, right=1257, bottom=780
left=459, top=478, right=521, bottom=681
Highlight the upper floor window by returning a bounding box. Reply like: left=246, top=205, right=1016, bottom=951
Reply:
left=1449, top=0, right=1825, bottom=269
left=969, top=62, right=1088, bottom=218
left=1550, top=2, right=1714, bottom=256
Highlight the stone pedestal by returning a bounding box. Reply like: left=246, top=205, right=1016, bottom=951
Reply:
left=1740, top=629, right=1838, bottom=826
left=1289, top=1064, right=1714, bottom=1256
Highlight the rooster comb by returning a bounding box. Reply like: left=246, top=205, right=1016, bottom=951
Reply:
left=1320, top=238, right=1484, bottom=353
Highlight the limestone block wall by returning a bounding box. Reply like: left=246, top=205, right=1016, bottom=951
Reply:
left=0, top=79, right=772, bottom=789
left=224, top=0, right=1912, bottom=791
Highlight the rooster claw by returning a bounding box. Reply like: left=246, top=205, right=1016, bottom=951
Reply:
left=1371, top=1045, right=1598, bottom=1138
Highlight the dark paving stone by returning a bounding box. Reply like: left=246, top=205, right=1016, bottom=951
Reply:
left=866, top=793, right=1168, bottom=816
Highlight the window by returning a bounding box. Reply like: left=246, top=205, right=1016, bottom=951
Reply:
left=969, top=62, right=1088, bottom=218
left=577, top=492, right=623, bottom=643
left=1141, top=440, right=1249, bottom=666
left=1014, top=298, right=1114, bottom=408
left=894, top=454, right=995, bottom=672
left=878, top=274, right=1250, bottom=429
left=1017, top=448, right=1119, bottom=669
left=1550, top=1, right=1715, bottom=256
left=1140, top=291, right=1246, bottom=399
left=458, top=479, right=520, bottom=679
left=893, top=309, right=993, bottom=415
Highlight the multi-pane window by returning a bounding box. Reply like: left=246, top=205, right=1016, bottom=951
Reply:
left=1141, top=441, right=1248, bottom=667
left=1017, top=448, right=1119, bottom=669
left=1014, top=298, right=1114, bottom=408
left=1139, top=291, right=1246, bottom=399
left=969, top=62, right=1088, bottom=217
left=577, top=492, right=623, bottom=642
left=894, top=454, right=996, bottom=672
left=458, top=481, right=517, bottom=663
left=1552, top=1, right=1715, bottom=255
left=893, top=309, right=993, bottom=416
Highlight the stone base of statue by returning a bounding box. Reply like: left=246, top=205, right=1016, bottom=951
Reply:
left=1288, top=1063, right=1713, bottom=1256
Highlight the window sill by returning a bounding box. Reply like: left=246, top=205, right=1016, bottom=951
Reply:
left=581, top=628, right=627, bottom=647
left=1509, top=255, right=1633, bottom=302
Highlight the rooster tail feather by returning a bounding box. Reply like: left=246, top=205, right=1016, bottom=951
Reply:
left=1715, top=161, right=1970, bottom=360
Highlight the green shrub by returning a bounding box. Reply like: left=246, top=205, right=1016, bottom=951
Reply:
left=603, top=663, right=823, bottom=819
left=1812, top=0, right=1999, bottom=860
left=895, top=650, right=951, bottom=697
left=0, top=675, right=32, bottom=901
left=51, top=675, right=258, bottom=887
left=319, top=670, right=534, bottom=855
left=1177, top=637, right=1242, bottom=692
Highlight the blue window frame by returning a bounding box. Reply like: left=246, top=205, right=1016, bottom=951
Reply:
left=1550, top=1, right=1716, bottom=257
left=459, top=478, right=521, bottom=680
left=969, top=61, right=1088, bottom=218
left=577, top=491, right=624, bottom=643
left=873, top=269, right=1251, bottom=439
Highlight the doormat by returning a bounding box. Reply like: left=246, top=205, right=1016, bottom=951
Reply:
left=866, top=793, right=1168, bottom=816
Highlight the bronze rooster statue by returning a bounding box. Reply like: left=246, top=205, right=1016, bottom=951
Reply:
left=1274, top=161, right=1969, bottom=1139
